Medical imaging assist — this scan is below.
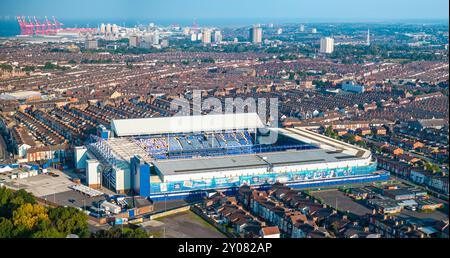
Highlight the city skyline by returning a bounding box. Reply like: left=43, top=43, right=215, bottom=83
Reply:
left=1, top=0, right=449, bottom=21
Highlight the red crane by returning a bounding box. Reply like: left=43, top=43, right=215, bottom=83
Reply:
left=16, top=16, right=26, bottom=35
left=52, top=16, right=63, bottom=30
left=27, top=16, right=37, bottom=35
left=44, top=16, right=56, bottom=34
left=16, top=16, right=96, bottom=36
left=33, top=16, right=45, bottom=35
left=17, top=16, right=34, bottom=35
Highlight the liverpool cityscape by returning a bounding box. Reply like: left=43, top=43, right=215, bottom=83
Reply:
left=0, top=0, right=449, bottom=242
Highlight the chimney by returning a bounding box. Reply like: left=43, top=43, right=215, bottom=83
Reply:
left=364, top=227, right=369, bottom=233
left=342, top=215, right=348, bottom=220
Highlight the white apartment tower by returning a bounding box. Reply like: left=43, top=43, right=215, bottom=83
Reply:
left=214, top=30, right=223, bottom=43
left=249, top=25, right=263, bottom=44
left=320, top=37, right=334, bottom=54
left=202, top=29, right=211, bottom=44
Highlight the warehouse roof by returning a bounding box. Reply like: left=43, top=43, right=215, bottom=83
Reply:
left=153, top=148, right=360, bottom=176
left=111, top=113, right=265, bottom=137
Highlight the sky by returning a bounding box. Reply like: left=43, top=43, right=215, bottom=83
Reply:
left=0, top=0, right=449, bottom=22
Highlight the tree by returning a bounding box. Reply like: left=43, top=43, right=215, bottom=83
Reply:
left=122, top=227, right=149, bottom=238
left=0, top=218, right=14, bottom=238
left=92, top=226, right=149, bottom=238
left=0, top=187, right=36, bottom=218
left=31, top=227, right=65, bottom=238
left=425, top=162, right=441, bottom=174
left=48, top=206, right=89, bottom=237
left=12, top=203, right=49, bottom=230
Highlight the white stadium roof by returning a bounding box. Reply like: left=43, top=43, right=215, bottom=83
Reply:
left=111, top=113, right=265, bottom=137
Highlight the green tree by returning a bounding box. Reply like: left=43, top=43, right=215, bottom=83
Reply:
left=425, top=162, right=441, bottom=174
left=0, top=187, right=35, bottom=218
left=12, top=203, right=49, bottom=230
left=48, top=206, right=89, bottom=237
left=92, top=226, right=149, bottom=238
left=0, top=218, right=14, bottom=238
left=31, top=227, right=65, bottom=238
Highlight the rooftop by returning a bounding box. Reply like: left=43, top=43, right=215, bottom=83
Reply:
left=111, top=113, right=265, bottom=137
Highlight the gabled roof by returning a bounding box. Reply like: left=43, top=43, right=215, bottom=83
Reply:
left=111, top=113, right=265, bottom=137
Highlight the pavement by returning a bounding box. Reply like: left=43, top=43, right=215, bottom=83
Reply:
left=312, top=189, right=372, bottom=216
left=3, top=169, right=74, bottom=197
left=141, top=210, right=226, bottom=238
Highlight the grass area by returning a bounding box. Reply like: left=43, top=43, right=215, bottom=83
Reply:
left=147, top=229, right=164, bottom=238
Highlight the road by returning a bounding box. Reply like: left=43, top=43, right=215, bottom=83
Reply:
left=0, top=134, right=8, bottom=161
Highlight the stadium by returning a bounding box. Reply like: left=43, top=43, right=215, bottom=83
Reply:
left=75, top=113, right=389, bottom=201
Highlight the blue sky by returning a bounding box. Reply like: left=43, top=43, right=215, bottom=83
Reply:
left=1, top=0, right=449, bottom=21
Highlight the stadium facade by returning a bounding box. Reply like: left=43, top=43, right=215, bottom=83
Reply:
left=75, top=113, right=389, bottom=200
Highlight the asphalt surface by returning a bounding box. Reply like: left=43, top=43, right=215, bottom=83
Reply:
left=142, top=210, right=225, bottom=238
left=312, top=189, right=372, bottom=216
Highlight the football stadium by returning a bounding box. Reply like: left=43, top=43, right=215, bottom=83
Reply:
left=75, top=113, right=389, bottom=200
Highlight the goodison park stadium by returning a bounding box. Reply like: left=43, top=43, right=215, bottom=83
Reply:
left=74, top=113, right=389, bottom=201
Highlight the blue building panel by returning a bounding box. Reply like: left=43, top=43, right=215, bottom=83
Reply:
left=139, top=163, right=151, bottom=197
left=147, top=163, right=384, bottom=200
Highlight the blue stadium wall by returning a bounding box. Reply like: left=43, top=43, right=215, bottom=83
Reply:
left=137, top=162, right=389, bottom=201
left=131, top=156, right=151, bottom=197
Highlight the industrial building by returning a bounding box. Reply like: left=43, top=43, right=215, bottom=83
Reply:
left=75, top=113, right=388, bottom=200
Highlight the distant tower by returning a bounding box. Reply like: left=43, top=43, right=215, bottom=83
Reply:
left=366, top=29, right=370, bottom=46
left=249, top=25, right=262, bottom=44
left=320, top=37, right=334, bottom=54
left=202, top=29, right=211, bottom=44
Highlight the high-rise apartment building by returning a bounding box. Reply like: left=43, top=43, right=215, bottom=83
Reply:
left=320, top=37, right=334, bottom=54
left=85, top=39, right=98, bottom=50
left=201, top=29, right=211, bottom=44
left=214, top=30, right=222, bottom=43
left=249, top=26, right=263, bottom=44
left=129, top=36, right=139, bottom=48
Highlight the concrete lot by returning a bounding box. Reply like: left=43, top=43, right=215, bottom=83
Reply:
left=3, top=169, right=74, bottom=197
left=312, top=189, right=372, bottom=216
left=42, top=189, right=108, bottom=209
left=142, top=210, right=225, bottom=238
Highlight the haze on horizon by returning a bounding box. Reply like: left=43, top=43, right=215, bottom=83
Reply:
left=0, top=0, right=449, bottom=22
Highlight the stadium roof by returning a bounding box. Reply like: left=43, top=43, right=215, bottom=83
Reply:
left=111, top=113, right=265, bottom=137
